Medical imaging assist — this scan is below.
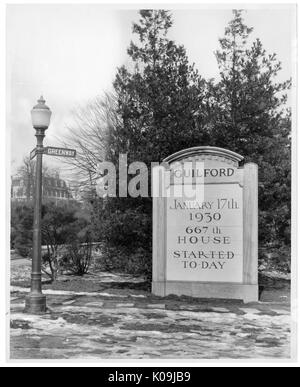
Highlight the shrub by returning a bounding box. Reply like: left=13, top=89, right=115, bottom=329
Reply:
left=11, top=203, right=33, bottom=257
left=259, top=244, right=291, bottom=274
left=60, top=242, right=92, bottom=276
left=101, top=245, right=152, bottom=281
left=14, top=236, right=32, bottom=257
left=96, top=202, right=152, bottom=280
left=11, top=201, right=94, bottom=280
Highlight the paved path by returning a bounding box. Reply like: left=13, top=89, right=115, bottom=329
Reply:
left=10, top=286, right=291, bottom=360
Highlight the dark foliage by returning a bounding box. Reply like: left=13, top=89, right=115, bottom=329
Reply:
left=11, top=201, right=93, bottom=280
left=98, top=10, right=290, bottom=276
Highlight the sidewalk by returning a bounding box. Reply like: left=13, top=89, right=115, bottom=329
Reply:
left=10, top=260, right=291, bottom=360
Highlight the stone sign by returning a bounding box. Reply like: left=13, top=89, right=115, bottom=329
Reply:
left=152, top=146, right=258, bottom=303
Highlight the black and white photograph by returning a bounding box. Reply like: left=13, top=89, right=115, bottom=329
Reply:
left=2, top=0, right=298, bottom=368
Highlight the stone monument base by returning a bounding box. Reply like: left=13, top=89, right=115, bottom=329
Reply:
left=152, top=281, right=258, bottom=303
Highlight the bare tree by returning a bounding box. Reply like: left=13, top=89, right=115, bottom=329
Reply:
left=60, top=92, right=120, bottom=191
left=16, top=156, right=50, bottom=202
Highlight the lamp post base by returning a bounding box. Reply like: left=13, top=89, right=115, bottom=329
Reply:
left=24, top=293, right=47, bottom=314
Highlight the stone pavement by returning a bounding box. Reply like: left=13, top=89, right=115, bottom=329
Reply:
left=10, top=281, right=291, bottom=360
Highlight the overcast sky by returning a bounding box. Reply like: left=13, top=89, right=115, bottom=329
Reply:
left=7, top=4, right=295, bottom=176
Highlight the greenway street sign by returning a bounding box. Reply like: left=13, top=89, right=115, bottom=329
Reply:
left=44, top=147, right=76, bottom=158
left=29, top=146, right=76, bottom=160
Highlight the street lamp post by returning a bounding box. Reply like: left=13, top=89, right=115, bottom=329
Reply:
left=25, top=96, right=52, bottom=314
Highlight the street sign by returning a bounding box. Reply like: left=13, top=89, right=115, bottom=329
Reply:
left=30, top=148, right=37, bottom=160
left=44, top=147, right=76, bottom=158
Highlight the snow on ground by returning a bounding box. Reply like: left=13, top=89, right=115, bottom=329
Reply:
left=10, top=258, right=291, bottom=360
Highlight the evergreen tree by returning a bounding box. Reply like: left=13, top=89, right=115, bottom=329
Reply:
left=97, top=9, right=291, bottom=277
left=209, top=10, right=291, bottom=252
left=101, top=10, right=210, bottom=279
left=109, top=9, right=208, bottom=165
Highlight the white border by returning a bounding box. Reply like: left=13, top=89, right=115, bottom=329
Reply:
left=1, top=0, right=299, bottom=368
